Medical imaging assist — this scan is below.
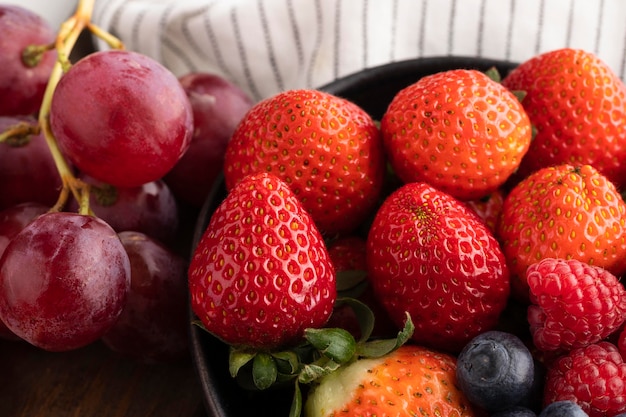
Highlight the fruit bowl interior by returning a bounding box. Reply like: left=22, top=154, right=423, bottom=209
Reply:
left=189, top=56, right=518, bottom=417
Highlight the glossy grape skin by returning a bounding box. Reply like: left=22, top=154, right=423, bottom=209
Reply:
left=67, top=175, right=179, bottom=245
left=49, top=50, right=193, bottom=188
left=0, top=116, right=63, bottom=211
left=101, top=231, right=188, bottom=363
left=164, top=72, right=254, bottom=207
left=0, top=212, right=131, bottom=351
left=0, top=202, right=48, bottom=341
left=0, top=5, right=57, bottom=116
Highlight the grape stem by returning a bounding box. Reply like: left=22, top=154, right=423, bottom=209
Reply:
left=37, top=0, right=124, bottom=215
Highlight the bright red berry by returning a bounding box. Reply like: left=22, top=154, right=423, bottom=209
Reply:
left=366, top=181, right=510, bottom=352
left=526, top=258, right=626, bottom=352
left=544, top=341, right=626, bottom=417
left=223, top=88, right=385, bottom=237
left=502, top=48, right=626, bottom=188
left=188, top=172, right=336, bottom=351
left=381, top=68, right=531, bottom=201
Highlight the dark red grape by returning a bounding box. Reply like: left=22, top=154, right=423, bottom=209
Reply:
left=164, top=72, right=253, bottom=207
left=0, top=116, right=62, bottom=211
left=0, top=212, right=130, bottom=351
left=101, top=231, right=188, bottom=362
left=66, top=175, right=179, bottom=245
left=49, top=50, right=193, bottom=188
left=0, top=202, right=48, bottom=341
left=0, top=5, right=57, bottom=116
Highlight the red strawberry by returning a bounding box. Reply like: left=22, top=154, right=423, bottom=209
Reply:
left=366, top=181, right=510, bottom=353
left=526, top=257, right=626, bottom=352
left=304, top=344, right=479, bottom=417
left=380, top=68, right=532, bottom=201
left=502, top=48, right=626, bottom=187
left=223, top=89, right=385, bottom=237
left=188, top=172, right=336, bottom=351
left=497, top=164, right=626, bottom=302
left=465, top=188, right=506, bottom=233
left=544, top=341, right=626, bottom=417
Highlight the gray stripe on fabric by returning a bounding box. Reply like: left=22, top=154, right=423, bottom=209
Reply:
left=258, top=0, right=284, bottom=90
left=534, top=0, right=545, bottom=54
left=306, top=0, right=323, bottom=87
left=202, top=6, right=231, bottom=80
left=231, top=7, right=262, bottom=100
left=505, top=0, right=516, bottom=60
left=448, top=0, right=457, bottom=55
left=334, top=0, right=341, bottom=79
left=286, top=0, right=305, bottom=72
left=595, top=0, right=605, bottom=54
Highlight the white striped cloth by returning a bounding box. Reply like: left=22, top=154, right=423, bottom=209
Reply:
left=92, top=0, right=626, bottom=102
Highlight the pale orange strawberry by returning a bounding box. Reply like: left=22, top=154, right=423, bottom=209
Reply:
left=304, top=344, right=479, bottom=417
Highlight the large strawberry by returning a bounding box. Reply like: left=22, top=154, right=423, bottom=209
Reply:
left=497, top=164, right=626, bottom=302
left=188, top=172, right=336, bottom=351
left=501, top=48, right=626, bottom=187
left=223, top=89, right=385, bottom=237
left=304, top=344, right=479, bottom=417
left=380, top=68, right=531, bottom=201
left=366, top=181, right=510, bottom=353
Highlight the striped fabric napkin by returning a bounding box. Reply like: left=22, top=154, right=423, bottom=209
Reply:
left=92, top=0, right=626, bottom=101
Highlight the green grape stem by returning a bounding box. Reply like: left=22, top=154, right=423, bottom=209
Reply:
left=37, top=0, right=123, bottom=215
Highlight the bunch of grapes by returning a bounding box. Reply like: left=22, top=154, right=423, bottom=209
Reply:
left=0, top=0, right=253, bottom=361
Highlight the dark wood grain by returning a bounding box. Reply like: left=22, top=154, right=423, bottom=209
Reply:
left=0, top=338, right=206, bottom=417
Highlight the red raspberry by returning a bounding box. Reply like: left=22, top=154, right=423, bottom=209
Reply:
left=618, top=326, right=626, bottom=359
left=526, top=258, right=626, bottom=351
left=544, top=341, right=626, bottom=417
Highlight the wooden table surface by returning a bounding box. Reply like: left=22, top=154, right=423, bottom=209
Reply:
left=0, top=200, right=212, bottom=417
left=0, top=338, right=208, bottom=417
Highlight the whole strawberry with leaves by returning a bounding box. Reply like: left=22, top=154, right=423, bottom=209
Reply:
left=498, top=164, right=626, bottom=302
left=188, top=172, right=337, bottom=351
left=366, top=181, right=510, bottom=353
left=502, top=48, right=626, bottom=187
left=223, top=89, right=385, bottom=237
left=380, top=68, right=532, bottom=201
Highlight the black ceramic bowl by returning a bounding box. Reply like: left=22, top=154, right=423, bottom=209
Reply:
left=189, top=56, right=518, bottom=417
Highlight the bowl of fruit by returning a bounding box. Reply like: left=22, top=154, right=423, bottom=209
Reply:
left=188, top=50, right=626, bottom=417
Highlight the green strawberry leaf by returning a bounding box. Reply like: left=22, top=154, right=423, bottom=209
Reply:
left=356, top=312, right=414, bottom=358
left=298, top=357, right=341, bottom=384
left=304, top=327, right=356, bottom=364
left=289, top=381, right=303, bottom=417
left=252, top=352, right=278, bottom=390
left=228, top=347, right=256, bottom=378
left=484, top=66, right=502, bottom=83
left=272, top=350, right=301, bottom=375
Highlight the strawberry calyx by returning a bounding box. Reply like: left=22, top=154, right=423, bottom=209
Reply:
left=213, top=302, right=414, bottom=417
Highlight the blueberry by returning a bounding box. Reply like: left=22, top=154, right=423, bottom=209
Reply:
left=538, top=401, right=588, bottom=417
left=456, top=330, right=534, bottom=412
left=491, top=406, right=537, bottom=417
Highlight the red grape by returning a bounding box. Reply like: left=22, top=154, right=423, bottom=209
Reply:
left=0, top=202, right=48, bottom=341
left=0, top=212, right=130, bottom=351
left=101, top=231, right=189, bottom=362
left=66, top=175, right=179, bottom=245
left=164, top=72, right=254, bottom=207
left=49, top=50, right=193, bottom=188
left=0, top=116, right=63, bottom=211
left=0, top=5, right=57, bottom=116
